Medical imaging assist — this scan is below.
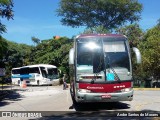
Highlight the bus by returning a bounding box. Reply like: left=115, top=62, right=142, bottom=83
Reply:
left=69, top=34, right=141, bottom=103
left=11, top=64, right=59, bottom=86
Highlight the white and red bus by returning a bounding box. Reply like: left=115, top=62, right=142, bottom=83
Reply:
left=69, top=34, right=141, bottom=103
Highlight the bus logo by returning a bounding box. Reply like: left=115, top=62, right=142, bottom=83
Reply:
left=87, top=86, right=104, bottom=89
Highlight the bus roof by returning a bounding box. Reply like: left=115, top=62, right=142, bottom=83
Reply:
left=76, top=34, right=126, bottom=39
left=12, top=64, right=57, bottom=70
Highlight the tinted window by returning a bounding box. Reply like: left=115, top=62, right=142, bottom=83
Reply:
left=29, top=67, right=40, bottom=74
left=12, top=69, right=20, bottom=74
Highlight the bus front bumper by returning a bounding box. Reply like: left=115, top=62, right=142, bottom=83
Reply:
left=41, top=79, right=59, bottom=85
left=75, top=90, right=133, bottom=103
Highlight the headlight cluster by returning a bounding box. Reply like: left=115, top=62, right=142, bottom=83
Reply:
left=78, top=89, right=91, bottom=93
left=120, top=88, right=133, bottom=92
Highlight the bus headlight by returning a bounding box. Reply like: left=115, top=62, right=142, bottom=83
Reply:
left=78, top=89, right=91, bottom=93
left=120, top=88, right=133, bottom=92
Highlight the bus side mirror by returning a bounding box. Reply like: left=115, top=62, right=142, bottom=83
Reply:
left=69, top=48, right=74, bottom=65
left=133, top=47, right=141, bottom=64
left=58, top=69, right=61, bottom=74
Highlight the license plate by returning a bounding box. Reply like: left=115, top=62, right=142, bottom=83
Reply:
left=102, top=94, right=111, bottom=99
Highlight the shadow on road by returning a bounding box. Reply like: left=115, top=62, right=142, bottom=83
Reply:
left=68, top=92, right=130, bottom=111
left=70, top=102, right=130, bottom=111
left=0, top=89, right=23, bottom=107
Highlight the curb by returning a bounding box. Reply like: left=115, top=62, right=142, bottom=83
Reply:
left=133, top=88, right=160, bottom=91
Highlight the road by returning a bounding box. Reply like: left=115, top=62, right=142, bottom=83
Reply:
left=0, top=85, right=160, bottom=120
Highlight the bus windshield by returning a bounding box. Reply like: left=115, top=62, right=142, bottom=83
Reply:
left=76, top=37, right=131, bottom=81
left=47, top=68, right=58, bottom=79
left=77, top=38, right=103, bottom=74
left=103, top=38, right=130, bottom=72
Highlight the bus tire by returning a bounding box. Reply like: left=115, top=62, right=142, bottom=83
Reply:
left=70, top=84, right=75, bottom=98
left=37, top=80, right=40, bottom=86
left=72, top=97, right=82, bottom=106
left=18, top=80, right=20, bottom=85
left=71, top=87, right=78, bottom=105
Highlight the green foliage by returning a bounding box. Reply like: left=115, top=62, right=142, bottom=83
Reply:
left=57, top=0, right=142, bottom=29
left=0, top=0, right=14, bottom=33
left=0, top=0, right=14, bottom=19
left=30, top=37, right=73, bottom=75
left=31, top=36, right=41, bottom=45
left=157, top=18, right=160, bottom=27
left=82, top=25, right=110, bottom=34
left=139, top=26, right=160, bottom=79
left=116, top=23, right=144, bottom=47
left=0, top=22, right=6, bottom=33
left=0, top=36, right=8, bottom=59
left=0, top=38, right=32, bottom=77
left=115, top=23, right=145, bottom=81
left=1, top=21, right=160, bottom=82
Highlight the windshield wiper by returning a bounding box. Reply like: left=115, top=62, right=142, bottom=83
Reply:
left=92, top=49, right=104, bottom=84
left=106, top=55, right=121, bottom=83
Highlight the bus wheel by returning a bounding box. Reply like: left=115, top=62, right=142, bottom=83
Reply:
left=70, top=87, right=77, bottom=104
left=18, top=80, right=20, bottom=85
left=70, top=88, right=74, bottom=99
left=37, top=80, right=40, bottom=86
left=72, top=97, right=82, bottom=106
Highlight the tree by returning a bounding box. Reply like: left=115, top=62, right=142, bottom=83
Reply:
left=82, top=25, right=110, bottom=34
left=0, top=37, right=8, bottom=74
left=116, top=23, right=145, bottom=85
left=0, top=36, right=8, bottom=59
left=0, top=38, right=32, bottom=77
left=31, top=36, right=41, bottom=45
left=0, top=0, right=14, bottom=34
left=31, top=37, right=73, bottom=75
left=139, top=26, right=160, bottom=80
left=116, top=23, right=144, bottom=47
left=57, top=0, right=142, bottom=29
left=157, top=18, right=160, bottom=28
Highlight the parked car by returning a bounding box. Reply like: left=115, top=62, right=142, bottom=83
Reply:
left=152, top=82, right=160, bottom=88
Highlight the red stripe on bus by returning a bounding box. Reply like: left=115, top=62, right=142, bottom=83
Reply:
left=79, top=82, right=132, bottom=93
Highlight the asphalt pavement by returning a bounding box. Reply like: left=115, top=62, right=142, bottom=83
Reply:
left=0, top=85, right=160, bottom=120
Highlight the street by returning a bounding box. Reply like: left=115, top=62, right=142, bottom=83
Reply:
left=0, top=85, right=160, bottom=119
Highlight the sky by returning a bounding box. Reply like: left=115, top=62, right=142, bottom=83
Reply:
left=1, top=0, right=160, bottom=45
